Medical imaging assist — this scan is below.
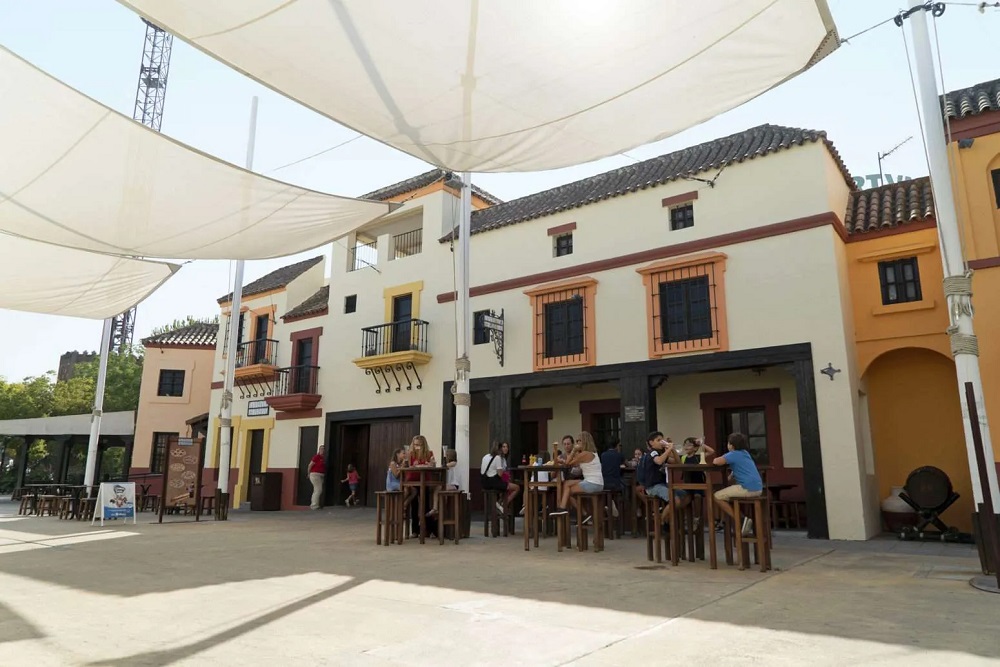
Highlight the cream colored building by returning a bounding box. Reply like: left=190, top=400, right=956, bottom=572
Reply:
left=208, top=123, right=883, bottom=539
left=131, top=322, right=217, bottom=485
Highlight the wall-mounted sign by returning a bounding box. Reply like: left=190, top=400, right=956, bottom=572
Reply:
left=623, top=405, right=646, bottom=423
left=247, top=400, right=270, bottom=417
left=483, top=309, right=504, bottom=367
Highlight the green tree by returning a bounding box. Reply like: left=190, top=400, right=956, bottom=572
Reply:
left=53, top=349, right=144, bottom=415
left=0, top=373, right=55, bottom=420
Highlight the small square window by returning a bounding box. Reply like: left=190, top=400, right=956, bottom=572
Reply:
left=473, top=310, right=490, bottom=345
left=670, top=203, right=694, bottom=230
left=157, top=370, right=185, bottom=397
left=553, top=233, right=573, bottom=257
left=878, top=257, right=922, bottom=305
left=344, top=295, right=357, bottom=313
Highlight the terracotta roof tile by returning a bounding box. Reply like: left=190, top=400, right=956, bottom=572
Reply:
left=283, top=285, right=329, bottom=321
left=942, top=76, right=1000, bottom=119
left=844, top=176, right=934, bottom=235
left=442, top=124, right=853, bottom=239
left=142, top=322, right=218, bottom=347
left=217, top=256, right=324, bottom=303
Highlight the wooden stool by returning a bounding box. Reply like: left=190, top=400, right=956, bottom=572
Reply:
left=57, top=496, right=74, bottom=520
left=36, top=495, right=60, bottom=517
left=438, top=490, right=462, bottom=545
left=528, top=487, right=552, bottom=548
left=200, top=495, right=216, bottom=516
left=733, top=495, right=771, bottom=572
left=140, top=494, right=160, bottom=513
left=482, top=490, right=509, bottom=538
left=376, top=491, right=404, bottom=545
left=77, top=496, right=97, bottom=521
left=572, top=493, right=605, bottom=553
left=18, top=490, right=33, bottom=516
left=603, top=489, right=624, bottom=540
left=641, top=493, right=666, bottom=562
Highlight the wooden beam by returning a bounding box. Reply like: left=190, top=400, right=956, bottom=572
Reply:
left=787, top=358, right=829, bottom=539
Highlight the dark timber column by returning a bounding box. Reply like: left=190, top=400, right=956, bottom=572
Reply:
left=789, top=359, right=829, bottom=539
left=488, top=385, right=521, bottom=462
left=15, top=437, right=29, bottom=489
left=441, top=382, right=455, bottom=455
left=619, top=373, right=656, bottom=454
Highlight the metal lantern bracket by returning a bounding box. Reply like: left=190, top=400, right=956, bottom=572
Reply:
left=483, top=309, right=504, bottom=367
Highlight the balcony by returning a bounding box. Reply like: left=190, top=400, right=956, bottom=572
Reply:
left=265, top=365, right=321, bottom=414
left=354, top=316, right=430, bottom=366
left=349, top=239, right=377, bottom=272
left=391, top=228, right=422, bottom=259
left=234, top=339, right=279, bottom=382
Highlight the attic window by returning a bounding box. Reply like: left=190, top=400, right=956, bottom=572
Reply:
left=554, top=233, right=573, bottom=257
left=669, top=203, right=694, bottom=230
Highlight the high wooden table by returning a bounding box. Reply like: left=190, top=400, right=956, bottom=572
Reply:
left=516, top=465, right=569, bottom=551
left=665, top=463, right=729, bottom=569
left=400, top=466, right=446, bottom=544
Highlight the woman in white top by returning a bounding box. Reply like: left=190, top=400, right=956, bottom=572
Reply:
left=480, top=441, right=521, bottom=513
left=551, top=431, right=603, bottom=515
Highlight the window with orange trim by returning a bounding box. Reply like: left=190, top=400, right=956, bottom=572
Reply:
left=524, top=277, right=597, bottom=371
left=637, top=252, right=728, bottom=357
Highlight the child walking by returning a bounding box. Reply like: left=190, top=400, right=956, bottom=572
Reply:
left=342, top=464, right=361, bottom=506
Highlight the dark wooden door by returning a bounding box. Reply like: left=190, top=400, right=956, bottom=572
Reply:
left=295, top=426, right=319, bottom=506
left=717, top=407, right=769, bottom=465
left=391, top=294, right=413, bottom=352
left=254, top=314, right=269, bottom=363
left=339, top=424, right=368, bottom=507
left=520, top=421, right=540, bottom=455
left=366, top=420, right=415, bottom=506
left=294, top=338, right=314, bottom=393
left=247, top=429, right=265, bottom=501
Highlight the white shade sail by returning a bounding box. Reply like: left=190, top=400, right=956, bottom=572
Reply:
left=0, top=46, right=395, bottom=261
left=117, top=0, right=839, bottom=173
left=0, top=234, right=177, bottom=319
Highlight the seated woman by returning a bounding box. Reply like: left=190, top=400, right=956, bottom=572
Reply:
left=550, top=431, right=604, bottom=517
left=480, top=441, right=520, bottom=514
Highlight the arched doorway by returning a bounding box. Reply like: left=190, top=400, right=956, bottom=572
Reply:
left=863, top=347, right=973, bottom=531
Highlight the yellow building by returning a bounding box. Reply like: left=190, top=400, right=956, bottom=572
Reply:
left=841, top=75, right=1000, bottom=532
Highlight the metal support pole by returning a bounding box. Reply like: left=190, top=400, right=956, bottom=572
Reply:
left=216, top=96, right=258, bottom=519
left=453, top=172, right=473, bottom=493
left=83, top=318, right=113, bottom=491
left=907, top=1, right=1000, bottom=511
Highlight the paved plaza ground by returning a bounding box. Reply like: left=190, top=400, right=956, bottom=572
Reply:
left=0, top=498, right=997, bottom=666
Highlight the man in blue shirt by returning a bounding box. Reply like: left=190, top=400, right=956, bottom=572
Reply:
left=713, top=432, right=764, bottom=534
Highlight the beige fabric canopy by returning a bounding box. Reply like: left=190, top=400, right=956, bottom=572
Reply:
left=0, top=234, right=177, bottom=319
left=118, top=0, right=839, bottom=172
left=0, top=46, right=394, bottom=262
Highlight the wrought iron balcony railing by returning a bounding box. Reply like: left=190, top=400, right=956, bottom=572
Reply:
left=236, top=339, right=278, bottom=368
left=273, top=365, right=320, bottom=395
left=361, top=318, right=429, bottom=357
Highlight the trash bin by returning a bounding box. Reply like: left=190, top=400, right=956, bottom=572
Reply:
left=250, top=472, right=282, bottom=511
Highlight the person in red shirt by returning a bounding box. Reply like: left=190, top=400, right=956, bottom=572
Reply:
left=308, top=445, right=326, bottom=510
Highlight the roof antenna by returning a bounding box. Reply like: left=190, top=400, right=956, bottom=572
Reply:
left=877, top=136, right=913, bottom=187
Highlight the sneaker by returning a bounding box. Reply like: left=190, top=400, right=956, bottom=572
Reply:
left=582, top=514, right=593, bottom=525
left=495, top=501, right=505, bottom=514
left=517, top=506, right=525, bottom=517
left=550, top=508, right=569, bottom=516
left=426, top=508, right=438, bottom=518
left=742, top=517, right=753, bottom=536
left=611, top=501, right=619, bottom=518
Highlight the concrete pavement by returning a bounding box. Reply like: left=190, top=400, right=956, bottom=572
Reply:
left=0, top=499, right=997, bottom=666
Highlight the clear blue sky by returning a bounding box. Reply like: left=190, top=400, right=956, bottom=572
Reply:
left=0, top=0, right=998, bottom=380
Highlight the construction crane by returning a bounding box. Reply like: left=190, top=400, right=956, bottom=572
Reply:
left=110, top=19, right=174, bottom=353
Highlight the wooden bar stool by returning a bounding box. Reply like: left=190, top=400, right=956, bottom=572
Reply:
left=529, top=487, right=552, bottom=547
left=570, top=493, right=605, bottom=553
left=641, top=493, right=666, bottom=562
left=437, top=490, right=462, bottom=545
left=36, top=495, right=60, bottom=517
left=733, top=496, right=771, bottom=572
left=482, top=490, right=509, bottom=538
left=376, top=491, right=403, bottom=545
left=603, top=488, right=625, bottom=540
left=17, top=490, right=33, bottom=516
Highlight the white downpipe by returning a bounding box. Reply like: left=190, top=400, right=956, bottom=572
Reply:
left=218, top=96, right=258, bottom=511
left=83, top=318, right=113, bottom=491
left=453, top=172, right=473, bottom=493
left=908, top=1, right=1000, bottom=511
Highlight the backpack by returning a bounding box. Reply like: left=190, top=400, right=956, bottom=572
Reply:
left=636, top=451, right=663, bottom=489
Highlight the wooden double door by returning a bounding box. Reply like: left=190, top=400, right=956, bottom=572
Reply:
left=336, top=419, right=415, bottom=507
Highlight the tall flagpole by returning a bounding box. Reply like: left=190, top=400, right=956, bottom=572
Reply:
left=83, top=318, right=114, bottom=491
left=906, top=0, right=1000, bottom=513
left=216, top=96, right=258, bottom=519
left=453, top=172, right=473, bottom=493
